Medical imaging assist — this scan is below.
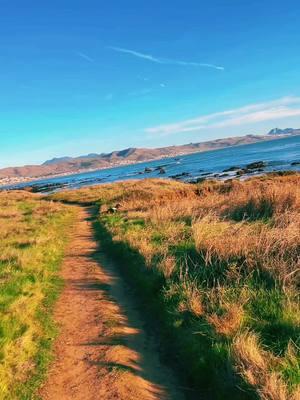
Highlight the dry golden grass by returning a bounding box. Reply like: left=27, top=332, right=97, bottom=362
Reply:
left=54, top=173, right=300, bottom=399
left=233, top=331, right=268, bottom=386
left=208, top=303, right=243, bottom=336
left=232, top=332, right=299, bottom=400
left=176, top=280, right=204, bottom=317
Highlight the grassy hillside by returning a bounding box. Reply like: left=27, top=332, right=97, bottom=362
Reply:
left=0, top=191, right=74, bottom=399
left=52, top=174, right=300, bottom=399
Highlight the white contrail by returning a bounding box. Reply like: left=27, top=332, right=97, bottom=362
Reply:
left=108, top=46, right=224, bottom=71
left=76, top=52, right=94, bottom=62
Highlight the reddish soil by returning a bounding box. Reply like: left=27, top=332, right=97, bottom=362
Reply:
left=40, top=206, right=184, bottom=400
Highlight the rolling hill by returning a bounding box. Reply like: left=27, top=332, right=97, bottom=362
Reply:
left=0, top=130, right=299, bottom=181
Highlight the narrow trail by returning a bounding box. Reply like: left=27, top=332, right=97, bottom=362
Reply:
left=40, top=206, right=184, bottom=400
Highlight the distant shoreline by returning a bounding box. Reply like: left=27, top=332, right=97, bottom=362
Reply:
left=1, top=133, right=298, bottom=189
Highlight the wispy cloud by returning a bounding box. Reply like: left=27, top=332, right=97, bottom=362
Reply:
left=108, top=46, right=224, bottom=71
left=146, top=96, right=300, bottom=136
left=76, top=51, right=94, bottom=63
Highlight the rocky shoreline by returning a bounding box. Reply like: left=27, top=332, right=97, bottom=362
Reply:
left=2, top=158, right=298, bottom=194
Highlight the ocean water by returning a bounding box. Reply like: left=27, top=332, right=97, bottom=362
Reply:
left=4, top=135, right=300, bottom=192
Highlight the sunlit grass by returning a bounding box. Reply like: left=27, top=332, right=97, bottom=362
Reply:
left=0, top=191, right=74, bottom=399
left=53, top=174, right=300, bottom=399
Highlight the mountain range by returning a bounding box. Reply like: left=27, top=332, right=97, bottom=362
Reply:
left=1, top=128, right=299, bottom=182
left=268, top=127, right=300, bottom=135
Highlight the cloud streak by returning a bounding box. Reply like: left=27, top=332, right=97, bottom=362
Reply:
left=108, top=46, right=224, bottom=71
left=76, top=51, right=94, bottom=63
left=146, top=96, right=300, bottom=136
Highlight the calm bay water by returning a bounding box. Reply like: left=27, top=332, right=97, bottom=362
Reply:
left=4, top=135, right=300, bottom=192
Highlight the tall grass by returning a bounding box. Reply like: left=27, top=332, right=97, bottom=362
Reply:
left=53, top=174, right=300, bottom=399
left=0, top=191, right=74, bottom=399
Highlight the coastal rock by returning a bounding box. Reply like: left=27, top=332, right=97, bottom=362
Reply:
left=144, top=167, right=153, bottom=173
left=223, top=166, right=241, bottom=172
left=158, top=167, right=166, bottom=174
left=236, top=169, right=246, bottom=176
left=291, top=161, right=300, bottom=166
left=170, top=172, right=190, bottom=179
left=25, top=182, right=67, bottom=193
left=236, top=165, right=266, bottom=176
left=246, top=161, right=267, bottom=170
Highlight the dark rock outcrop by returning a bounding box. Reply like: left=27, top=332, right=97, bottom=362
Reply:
left=223, top=166, right=241, bottom=172
left=246, top=161, right=267, bottom=170
left=144, top=167, right=153, bottom=173
left=170, top=172, right=190, bottom=179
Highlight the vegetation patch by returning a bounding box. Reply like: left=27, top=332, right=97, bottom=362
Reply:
left=52, top=175, right=300, bottom=399
left=0, top=191, right=74, bottom=399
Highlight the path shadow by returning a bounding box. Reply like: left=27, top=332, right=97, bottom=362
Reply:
left=70, top=206, right=205, bottom=400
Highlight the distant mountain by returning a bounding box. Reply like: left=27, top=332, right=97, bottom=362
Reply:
left=1, top=129, right=299, bottom=182
left=268, top=127, right=300, bottom=135
left=43, top=156, right=73, bottom=165
left=43, top=148, right=144, bottom=165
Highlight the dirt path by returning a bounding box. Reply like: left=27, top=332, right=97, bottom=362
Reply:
left=40, top=206, right=184, bottom=400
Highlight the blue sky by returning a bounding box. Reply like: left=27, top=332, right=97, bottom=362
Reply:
left=1, top=0, right=300, bottom=167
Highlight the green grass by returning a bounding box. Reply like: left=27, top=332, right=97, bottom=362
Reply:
left=0, top=191, right=74, bottom=400
left=92, top=218, right=247, bottom=399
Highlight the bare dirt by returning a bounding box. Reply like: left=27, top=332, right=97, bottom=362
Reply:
left=40, top=206, right=184, bottom=400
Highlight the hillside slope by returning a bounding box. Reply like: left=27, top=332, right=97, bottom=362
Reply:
left=1, top=131, right=298, bottom=179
